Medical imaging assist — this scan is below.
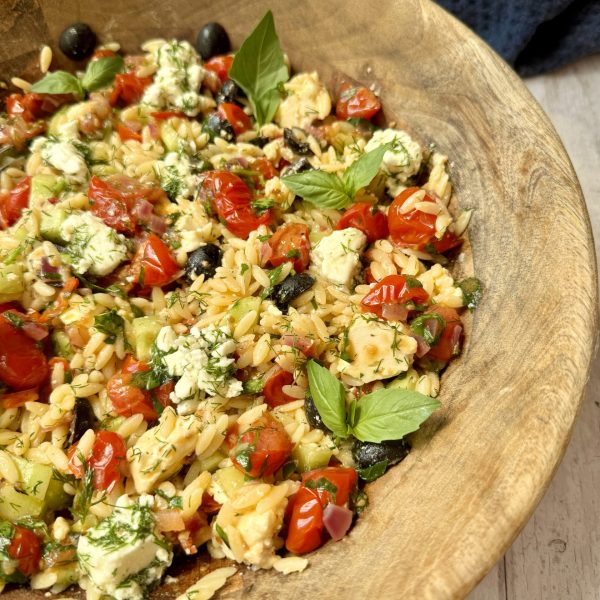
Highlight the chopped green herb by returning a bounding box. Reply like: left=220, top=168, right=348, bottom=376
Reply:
left=458, top=277, right=483, bottom=310
left=94, top=310, right=125, bottom=344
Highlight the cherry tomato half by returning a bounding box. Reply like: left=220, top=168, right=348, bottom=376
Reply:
left=117, top=122, right=142, bottom=142
left=335, top=83, right=381, bottom=121
left=131, top=233, right=180, bottom=288
left=336, top=202, right=388, bottom=243
left=107, top=362, right=157, bottom=421
left=267, top=223, right=311, bottom=273
left=204, top=55, right=234, bottom=82
left=231, top=412, right=293, bottom=478
left=217, top=102, right=252, bottom=135
left=285, top=487, right=324, bottom=554
left=6, top=93, right=71, bottom=123
left=301, top=466, right=358, bottom=507
left=421, top=306, right=463, bottom=363
left=110, top=72, right=153, bottom=107
left=8, top=525, right=42, bottom=576
left=0, top=176, right=30, bottom=228
left=263, top=368, right=295, bottom=408
left=361, top=274, right=429, bottom=319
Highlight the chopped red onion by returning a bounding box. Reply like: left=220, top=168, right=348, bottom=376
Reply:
left=22, top=321, right=49, bottom=341
left=323, top=504, right=353, bottom=542
left=381, top=303, right=408, bottom=322
left=280, top=334, right=316, bottom=357
left=411, top=334, right=431, bottom=358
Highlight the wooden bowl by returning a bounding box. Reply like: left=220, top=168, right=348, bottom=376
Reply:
left=1, top=0, right=597, bottom=598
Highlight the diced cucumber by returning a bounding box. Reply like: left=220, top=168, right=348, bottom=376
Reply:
left=51, top=330, right=74, bottom=360
left=12, top=456, right=52, bottom=499
left=47, top=105, right=70, bottom=137
left=31, top=174, right=65, bottom=204
left=195, top=450, right=226, bottom=474
left=43, top=477, right=71, bottom=513
left=0, top=262, right=24, bottom=303
left=388, top=368, right=419, bottom=391
left=229, top=296, right=261, bottom=326
left=213, top=467, right=246, bottom=498
left=39, top=207, right=68, bottom=245
left=0, top=485, right=43, bottom=520
left=132, top=316, right=162, bottom=362
left=102, top=416, right=125, bottom=432
left=160, top=122, right=179, bottom=152
left=91, top=164, right=118, bottom=177
left=293, top=444, right=333, bottom=472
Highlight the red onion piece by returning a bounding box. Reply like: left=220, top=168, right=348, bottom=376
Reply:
left=424, top=317, right=440, bottom=341
left=381, top=303, right=408, bottom=322
left=148, top=214, right=167, bottom=234
left=450, top=324, right=463, bottom=354
left=280, top=334, right=316, bottom=358
left=147, top=121, right=160, bottom=140
left=260, top=241, right=273, bottom=266
left=131, top=199, right=153, bottom=221
left=22, top=321, right=49, bottom=341
left=411, top=334, right=431, bottom=358
left=322, top=504, right=353, bottom=542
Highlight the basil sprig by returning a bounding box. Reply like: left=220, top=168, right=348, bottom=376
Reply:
left=306, top=359, right=441, bottom=443
left=282, top=142, right=393, bottom=209
left=229, top=10, right=289, bottom=127
left=30, top=56, right=124, bottom=99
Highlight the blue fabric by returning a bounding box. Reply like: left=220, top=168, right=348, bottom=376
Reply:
left=436, top=0, right=600, bottom=75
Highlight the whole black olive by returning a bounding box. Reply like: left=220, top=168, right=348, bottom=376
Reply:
left=304, top=394, right=328, bottom=431
left=283, top=128, right=313, bottom=156
left=68, top=398, right=97, bottom=446
left=351, top=438, right=410, bottom=470
left=202, top=112, right=235, bottom=142
left=216, top=79, right=244, bottom=106
left=196, top=22, right=230, bottom=60
left=59, top=23, right=97, bottom=61
left=281, top=157, right=312, bottom=176
left=270, top=273, right=315, bottom=313
left=185, top=243, right=222, bottom=281
left=249, top=136, right=270, bottom=149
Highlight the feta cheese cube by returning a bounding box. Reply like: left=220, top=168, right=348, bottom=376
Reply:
left=275, top=72, right=331, bottom=129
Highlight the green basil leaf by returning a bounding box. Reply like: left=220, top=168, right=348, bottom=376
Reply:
left=351, top=388, right=441, bottom=443
left=30, top=71, right=83, bottom=98
left=358, top=459, right=389, bottom=482
left=81, top=55, right=124, bottom=92
left=306, top=360, right=348, bottom=438
left=342, top=142, right=392, bottom=195
left=458, top=277, right=484, bottom=310
left=229, top=10, right=289, bottom=126
left=282, top=169, right=352, bottom=209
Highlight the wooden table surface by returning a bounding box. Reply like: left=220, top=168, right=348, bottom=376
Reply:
left=468, top=54, right=600, bottom=600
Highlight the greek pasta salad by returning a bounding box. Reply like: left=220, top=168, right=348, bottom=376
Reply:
left=0, top=11, right=482, bottom=600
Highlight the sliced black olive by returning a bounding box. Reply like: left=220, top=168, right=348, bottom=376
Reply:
left=280, top=157, right=312, bottom=177
left=59, top=23, right=97, bottom=60
left=202, top=112, right=235, bottom=142
left=68, top=398, right=97, bottom=446
left=216, top=79, right=244, bottom=106
left=249, top=136, right=270, bottom=148
left=196, top=22, right=230, bottom=60
left=270, top=273, right=315, bottom=312
left=304, top=394, right=328, bottom=431
left=283, top=128, right=313, bottom=156
left=185, top=243, right=222, bottom=281
left=351, top=438, right=410, bottom=470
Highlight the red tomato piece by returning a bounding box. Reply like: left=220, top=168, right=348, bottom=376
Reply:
left=131, top=233, right=180, bottom=288
left=107, top=359, right=158, bottom=421
left=91, top=49, right=117, bottom=60
left=335, top=202, right=388, bottom=244
left=152, top=380, right=175, bottom=411
left=285, top=487, right=324, bottom=554
left=204, top=55, right=234, bottom=82
left=6, top=93, right=71, bottom=123
left=231, top=412, right=293, bottom=478
left=0, top=314, right=48, bottom=390
left=1, top=388, right=39, bottom=409
left=110, top=72, right=153, bottom=107
left=201, top=171, right=272, bottom=239
left=0, top=176, right=30, bottom=228
left=217, top=102, right=252, bottom=135
left=388, top=187, right=439, bottom=249
left=267, top=223, right=311, bottom=273
left=301, top=466, right=358, bottom=507
left=252, top=157, right=278, bottom=183
left=263, top=368, right=295, bottom=408
left=422, top=306, right=463, bottom=362
left=335, top=83, right=381, bottom=121
left=361, top=274, right=429, bottom=318
left=8, top=525, right=42, bottom=576
left=428, top=230, right=463, bottom=254
left=117, top=122, right=142, bottom=142
left=151, top=111, right=185, bottom=120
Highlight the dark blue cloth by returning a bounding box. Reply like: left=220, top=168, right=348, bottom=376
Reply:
left=436, top=0, right=600, bottom=75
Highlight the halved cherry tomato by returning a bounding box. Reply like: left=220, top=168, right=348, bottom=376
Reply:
left=335, top=83, right=381, bottom=121
left=1, top=388, right=39, bottom=409
left=204, top=55, right=234, bottom=82
left=152, top=379, right=175, bottom=411
left=6, top=93, right=71, bottom=123
left=302, top=466, right=358, bottom=507
left=267, top=223, right=311, bottom=273
left=361, top=274, right=429, bottom=318
left=110, top=72, right=153, bottom=107
left=231, top=412, right=293, bottom=478
left=131, top=233, right=180, bottom=288
left=151, top=111, right=185, bottom=120
left=336, top=202, right=388, bottom=243
left=8, top=525, right=42, bottom=576
left=117, top=122, right=142, bottom=142
left=201, top=171, right=272, bottom=239
left=0, top=314, right=48, bottom=390
left=91, top=49, right=117, bottom=60
left=217, top=102, right=252, bottom=135
left=428, top=230, right=463, bottom=254
left=67, top=430, right=127, bottom=491
left=0, top=175, right=30, bottom=228
left=263, top=368, right=295, bottom=408
left=285, top=487, right=324, bottom=554
left=422, top=306, right=463, bottom=362
left=40, top=277, right=78, bottom=323
left=252, top=157, right=278, bottom=182
left=107, top=356, right=158, bottom=420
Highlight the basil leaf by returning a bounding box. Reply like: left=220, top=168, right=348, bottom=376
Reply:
left=81, top=56, right=124, bottom=92
left=342, top=142, right=392, bottom=195
left=458, top=277, right=484, bottom=310
left=306, top=360, right=348, bottom=438
left=229, top=10, right=289, bottom=126
left=30, top=71, right=83, bottom=98
left=282, top=169, right=352, bottom=209
left=351, top=388, right=441, bottom=443
left=358, top=459, right=389, bottom=482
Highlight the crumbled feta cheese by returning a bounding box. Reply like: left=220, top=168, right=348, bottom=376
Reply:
left=364, top=128, right=423, bottom=196
left=36, top=138, right=89, bottom=185
left=155, top=151, right=203, bottom=202
left=142, top=40, right=206, bottom=116
left=157, top=324, right=243, bottom=403
left=275, top=72, right=331, bottom=129
left=310, top=227, right=367, bottom=288
left=336, top=315, right=417, bottom=383
left=59, top=211, right=129, bottom=277
left=77, top=496, right=172, bottom=600
left=263, top=175, right=295, bottom=210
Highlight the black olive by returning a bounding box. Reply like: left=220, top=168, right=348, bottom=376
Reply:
left=68, top=398, right=97, bottom=446
left=202, top=112, right=235, bottom=142
left=304, top=395, right=328, bottom=431
left=196, top=22, right=230, bottom=60
left=249, top=136, right=270, bottom=149
left=270, top=273, right=315, bottom=312
left=58, top=23, right=97, bottom=61
left=216, top=79, right=244, bottom=106
left=185, top=243, right=222, bottom=281
left=351, top=438, right=410, bottom=470
left=280, top=157, right=312, bottom=177
left=283, top=128, right=313, bottom=156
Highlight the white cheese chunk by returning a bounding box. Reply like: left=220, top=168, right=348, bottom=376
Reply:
left=59, top=211, right=129, bottom=277
left=275, top=72, right=331, bottom=129
left=38, top=138, right=89, bottom=185
left=310, top=227, right=367, bottom=288
left=155, top=151, right=202, bottom=202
